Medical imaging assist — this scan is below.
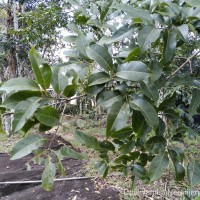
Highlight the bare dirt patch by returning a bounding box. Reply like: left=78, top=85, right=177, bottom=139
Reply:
left=0, top=135, right=119, bottom=200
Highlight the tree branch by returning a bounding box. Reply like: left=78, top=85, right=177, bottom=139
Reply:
left=171, top=50, right=200, bottom=76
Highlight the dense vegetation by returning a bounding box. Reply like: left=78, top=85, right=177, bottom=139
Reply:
left=0, top=0, right=200, bottom=194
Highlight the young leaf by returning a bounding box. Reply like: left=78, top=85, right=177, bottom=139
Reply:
left=116, top=61, right=150, bottom=81
left=35, top=106, right=60, bottom=127
left=130, top=98, right=159, bottom=129
left=10, top=134, right=45, bottom=160
left=42, top=157, right=56, bottom=191
left=149, top=151, right=169, bottom=181
left=28, top=46, right=52, bottom=90
left=187, top=160, right=200, bottom=187
left=88, top=72, right=112, bottom=86
left=12, top=97, right=41, bottom=132
left=123, top=47, right=141, bottom=62
left=74, top=131, right=100, bottom=150
left=189, top=88, right=200, bottom=116
left=138, top=26, right=162, bottom=52
left=106, top=101, right=130, bottom=137
left=86, top=44, right=113, bottom=72
left=0, top=77, right=40, bottom=93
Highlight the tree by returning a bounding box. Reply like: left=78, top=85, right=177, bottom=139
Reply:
left=0, top=0, right=200, bottom=191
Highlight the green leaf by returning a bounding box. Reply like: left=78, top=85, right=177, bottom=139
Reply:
left=116, top=61, right=150, bottom=81
left=150, top=60, right=163, bottom=82
left=149, top=151, right=169, bottom=181
left=123, top=47, right=141, bottom=62
left=1, top=91, right=41, bottom=110
left=63, top=85, right=77, bottom=97
left=51, top=66, right=60, bottom=94
left=75, top=33, right=91, bottom=58
left=138, top=26, right=162, bottom=52
left=60, top=146, right=86, bottom=160
left=106, top=101, right=130, bottom=137
left=0, top=77, right=40, bottom=93
left=189, top=88, right=200, bottom=116
left=96, top=91, right=124, bottom=108
left=86, top=44, right=113, bottom=72
left=187, top=160, right=200, bottom=187
left=111, top=127, right=133, bottom=139
left=54, top=151, right=66, bottom=176
left=177, top=24, right=189, bottom=41
left=10, top=134, right=45, bottom=160
left=140, top=81, right=159, bottom=101
left=35, top=106, right=60, bottom=127
left=95, top=160, right=109, bottom=178
left=74, top=131, right=100, bottom=150
left=12, top=97, right=41, bottom=132
left=28, top=46, right=52, bottom=90
left=145, top=136, right=166, bottom=154
left=88, top=72, right=112, bottom=86
left=101, top=24, right=134, bottom=44
left=119, top=140, right=135, bottom=154
left=100, top=0, right=113, bottom=21
left=132, top=110, right=147, bottom=134
left=42, top=157, right=56, bottom=191
left=162, top=31, right=177, bottom=65
left=112, top=4, right=153, bottom=24
left=186, top=0, right=200, bottom=7
left=168, top=148, right=185, bottom=181
left=130, top=98, right=159, bottom=129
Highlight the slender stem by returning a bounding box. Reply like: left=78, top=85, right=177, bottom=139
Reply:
left=171, top=50, right=200, bottom=76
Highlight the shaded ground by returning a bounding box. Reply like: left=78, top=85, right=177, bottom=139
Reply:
left=0, top=135, right=119, bottom=200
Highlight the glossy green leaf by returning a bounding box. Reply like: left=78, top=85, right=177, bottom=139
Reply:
left=149, top=151, right=169, bottom=181
left=150, top=60, right=163, bottom=82
left=168, top=148, right=185, bottom=181
left=28, top=46, right=52, bottom=90
left=0, top=78, right=40, bottom=93
left=187, top=160, right=200, bottom=187
left=54, top=151, right=66, bottom=176
left=1, top=91, right=41, bottom=110
left=63, top=85, right=77, bottom=97
left=60, top=146, right=86, bottom=160
left=96, top=91, right=124, bottom=108
left=86, top=44, right=113, bottom=72
left=116, top=61, right=150, bottom=81
left=138, top=26, right=162, bottom=52
left=88, top=72, right=112, bottom=86
left=162, top=31, right=177, bottom=64
left=95, top=160, right=109, bottom=178
left=140, top=81, right=159, bottom=101
left=189, top=88, right=200, bottom=116
left=177, top=24, right=189, bottom=41
left=10, top=134, right=45, bottom=160
left=74, top=131, right=100, bottom=150
left=12, top=97, right=41, bottom=132
left=35, top=106, right=60, bottom=127
left=111, top=127, right=133, bottom=139
left=124, top=47, right=141, bottom=62
left=119, top=140, right=135, bottom=154
left=106, top=101, right=130, bottom=137
left=42, top=157, right=56, bottom=191
left=130, top=98, right=159, bottom=129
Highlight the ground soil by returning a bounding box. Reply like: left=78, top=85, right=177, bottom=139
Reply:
left=0, top=135, right=119, bottom=200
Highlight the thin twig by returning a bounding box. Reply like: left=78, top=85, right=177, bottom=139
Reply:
left=171, top=50, right=200, bottom=76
